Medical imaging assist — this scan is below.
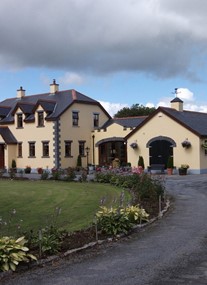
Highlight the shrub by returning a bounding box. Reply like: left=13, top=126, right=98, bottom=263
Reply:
left=41, top=170, right=49, bottom=180
left=64, top=167, right=76, bottom=181
left=0, top=236, right=37, bottom=272
left=138, top=156, right=145, bottom=169
left=95, top=205, right=149, bottom=236
left=24, top=166, right=31, bottom=174
left=26, top=226, right=64, bottom=257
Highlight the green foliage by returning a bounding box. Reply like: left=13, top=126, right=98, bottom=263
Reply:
left=95, top=171, right=165, bottom=203
left=64, top=167, right=76, bottom=181
left=96, top=205, right=149, bottom=236
left=41, top=170, right=49, bottom=180
left=0, top=236, right=37, bottom=272
left=51, top=168, right=62, bottom=180
left=77, top=155, right=82, bottom=167
left=24, top=166, right=31, bottom=174
left=27, top=226, right=63, bottom=257
left=138, top=156, right=145, bottom=169
left=114, top=103, right=156, bottom=118
left=167, top=156, right=174, bottom=168
left=11, top=159, right=16, bottom=169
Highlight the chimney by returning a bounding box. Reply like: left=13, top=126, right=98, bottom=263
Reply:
left=170, top=97, right=183, bottom=111
left=50, top=79, right=59, bottom=94
left=17, top=86, right=25, bottom=98
left=72, top=89, right=77, bottom=100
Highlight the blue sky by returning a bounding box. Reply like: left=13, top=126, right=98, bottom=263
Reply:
left=1, top=0, right=207, bottom=116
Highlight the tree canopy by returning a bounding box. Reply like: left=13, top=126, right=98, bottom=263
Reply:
left=114, top=104, right=156, bottom=118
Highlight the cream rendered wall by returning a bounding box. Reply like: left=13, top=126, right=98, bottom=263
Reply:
left=127, top=111, right=201, bottom=172
left=60, top=103, right=110, bottom=168
left=6, top=145, right=16, bottom=169
left=8, top=106, right=54, bottom=170
left=92, top=123, right=133, bottom=166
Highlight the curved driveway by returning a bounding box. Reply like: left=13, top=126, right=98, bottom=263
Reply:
left=2, top=175, right=207, bottom=285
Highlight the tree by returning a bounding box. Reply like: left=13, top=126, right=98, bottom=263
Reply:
left=114, top=104, right=156, bottom=118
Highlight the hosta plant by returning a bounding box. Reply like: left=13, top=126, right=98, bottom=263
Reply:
left=96, top=205, right=149, bottom=236
left=0, top=236, right=37, bottom=272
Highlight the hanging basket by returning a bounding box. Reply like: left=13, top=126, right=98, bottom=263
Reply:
left=130, top=142, right=138, bottom=149
left=181, top=140, right=191, bottom=149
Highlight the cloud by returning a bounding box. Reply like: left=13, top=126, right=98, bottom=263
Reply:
left=0, top=0, right=207, bottom=81
left=176, top=88, right=194, bottom=102
left=99, top=101, right=129, bottom=117
left=58, top=72, right=84, bottom=85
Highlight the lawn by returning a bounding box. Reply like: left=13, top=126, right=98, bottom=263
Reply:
left=0, top=180, right=130, bottom=236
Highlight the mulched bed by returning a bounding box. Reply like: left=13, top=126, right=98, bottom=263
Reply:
left=29, top=198, right=166, bottom=259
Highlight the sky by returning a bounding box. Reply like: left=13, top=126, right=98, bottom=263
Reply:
left=1, top=0, right=207, bottom=116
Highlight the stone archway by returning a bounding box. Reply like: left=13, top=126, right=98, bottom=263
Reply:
left=147, top=136, right=176, bottom=167
left=95, top=137, right=127, bottom=166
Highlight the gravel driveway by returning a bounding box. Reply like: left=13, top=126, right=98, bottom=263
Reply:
left=1, top=175, right=207, bottom=285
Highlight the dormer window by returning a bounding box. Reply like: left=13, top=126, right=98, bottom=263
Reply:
left=17, top=113, right=23, bottom=128
left=37, top=111, right=44, bottom=127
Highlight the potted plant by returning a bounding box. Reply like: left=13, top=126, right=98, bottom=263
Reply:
left=167, top=156, right=174, bottom=175
left=138, top=156, right=145, bottom=173
left=37, top=167, right=43, bottom=174
left=178, top=164, right=189, bottom=175
left=11, top=159, right=17, bottom=173
left=24, top=166, right=31, bottom=174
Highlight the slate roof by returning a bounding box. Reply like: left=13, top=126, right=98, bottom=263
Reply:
left=0, top=127, right=17, bottom=144
left=161, top=107, right=207, bottom=137
left=126, top=105, right=207, bottom=139
left=100, top=116, right=147, bottom=129
left=0, top=89, right=111, bottom=124
left=0, top=106, right=11, bottom=117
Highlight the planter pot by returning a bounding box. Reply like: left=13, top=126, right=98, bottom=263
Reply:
left=178, top=168, right=187, bottom=175
left=167, top=168, right=173, bottom=175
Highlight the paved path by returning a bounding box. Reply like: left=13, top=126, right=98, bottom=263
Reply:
left=1, top=175, right=207, bottom=284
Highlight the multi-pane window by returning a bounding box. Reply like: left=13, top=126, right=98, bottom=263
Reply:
left=72, top=111, right=79, bottom=126
left=18, top=143, right=22, bottom=157
left=65, top=140, right=72, bottom=157
left=93, top=113, right=99, bottom=127
left=29, top=142, right=35, bottom=157
left=38, top=111, right=44, bottom=127
left=79, top=141, right=85, bottom=156
left=42, top=141, right=49, bottom=157
left=17, top=113, right=23, bottom=128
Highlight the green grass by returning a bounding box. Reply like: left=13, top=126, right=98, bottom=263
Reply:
left=0, top=180, right=130, bottom=236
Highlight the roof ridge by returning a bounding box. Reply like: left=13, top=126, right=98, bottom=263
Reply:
left=114, top=115, right=148, bottom=119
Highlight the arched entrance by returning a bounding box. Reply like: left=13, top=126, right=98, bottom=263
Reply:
left=96, top=138, right=127, bottom=166
left=147, top=136, right=176, bottom=167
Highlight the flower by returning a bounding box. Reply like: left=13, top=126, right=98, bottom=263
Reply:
left=180, top=164, right=189, bottom=169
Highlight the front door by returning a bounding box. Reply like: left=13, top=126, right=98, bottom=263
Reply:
left=149, top=139, right=173, bottom=167
left=0, top=144, right=5, bottom=169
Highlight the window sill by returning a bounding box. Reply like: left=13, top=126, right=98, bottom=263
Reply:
left=41, top=156, right=50, bottom=158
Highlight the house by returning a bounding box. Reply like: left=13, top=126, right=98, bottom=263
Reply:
left=92, top=116, right=147, bottom=166
left=0, top=80, right=111, bottom=172
left=125, top=97, right=207, bottom=174
left=1, top=81, right=207, bottom=174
